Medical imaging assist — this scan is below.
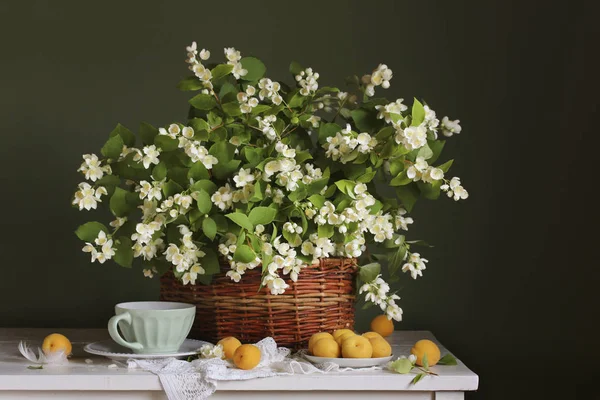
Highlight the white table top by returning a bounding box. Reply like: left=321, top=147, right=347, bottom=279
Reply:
left=0, top=328, right=478, bottom=392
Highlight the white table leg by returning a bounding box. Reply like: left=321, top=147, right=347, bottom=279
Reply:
left=435, top=392, right=465, bottom=400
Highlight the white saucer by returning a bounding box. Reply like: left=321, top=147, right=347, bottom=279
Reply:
left=304, top=353, right=393, bottom=368
left=84, top=339, right=211, bottom=360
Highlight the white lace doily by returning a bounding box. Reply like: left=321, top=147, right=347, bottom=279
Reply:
left=128, top=337, right=383, bottom=400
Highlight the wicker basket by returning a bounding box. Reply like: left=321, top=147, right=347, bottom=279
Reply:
left=160, top=257, right=358, bottom=349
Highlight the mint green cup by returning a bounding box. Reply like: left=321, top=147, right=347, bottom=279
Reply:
left=108, top=301, right=195, bottom=354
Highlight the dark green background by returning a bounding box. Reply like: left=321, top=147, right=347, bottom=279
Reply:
left=0, top=0, right=592, bottom=398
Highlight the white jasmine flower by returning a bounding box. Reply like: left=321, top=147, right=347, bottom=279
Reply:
left=375, top=99, right=407, bottom=123
left=141, top=145, right=161, bottom=169
left=182, top=126, right=194, bottom=139
left=211, top=184, right=233, bottom=210
left=72, top=182, right=107, bottom=211
left=199, top=49, right=210, bottom=60
left=78, top=154, right=105, bottom=181
left=441, top=116, right=462, bottom=137
left=233, top=168, right=255, bottom=188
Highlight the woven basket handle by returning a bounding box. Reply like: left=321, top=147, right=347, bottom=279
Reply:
left=107, top=312, right=144, bottom=351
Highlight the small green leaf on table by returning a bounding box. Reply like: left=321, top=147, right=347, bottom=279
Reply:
left=389, top=358, right=414, bottom=374
left=437, top=354, right=458, bottom=365
left=411, top=372, right=426, bottom=384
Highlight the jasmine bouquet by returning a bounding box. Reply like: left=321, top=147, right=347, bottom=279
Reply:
left=73, top=42, right=468, bottom=321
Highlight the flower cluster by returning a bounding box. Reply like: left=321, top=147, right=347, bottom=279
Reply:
left=237, top=85, right=260, bottom=114
left=164, top=225, right=206, bottom=285
left=258, top=78, right=283, bottom=105
left=401, top=252, right=428, bottom=280
left=199, top=343, right=224, bottom=359
left=441, top=177, right=469, bottom=201
left=82, top=231, right=115, bottom=264
left=73, top=42, right=470, bottom=320
left=441, top=117, right=462, bottom=137
left=407, top=157, right=444, bottom=183
left=72, top=182, right=107, bottom=210
left=375, top=99, right=408, bottom=123
left=359, top=275, right=403, bottom=321
left=362, top=64, right=393, bottom=97
left=224, top=47, right=247, bottom=79
left=323, top=124, right=378, bottom=163
left=295, top=68, right=319, bottom=96
left=186, top=42, right=213, bottom=93
left=78, top=154, right=111, bottom=181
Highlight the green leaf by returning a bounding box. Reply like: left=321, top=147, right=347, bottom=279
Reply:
left=101, top=134, right=124, bottom=160
left=202, top=217, right=217, bottom=240
left=109, top=187, right=132, bottom=217
left=75, top=222, right=108, bottom=242
left=222, top=101, right=243, bottom=117
left=225, top=212, right=253, bottom=231
left=411, top=98, right=425, bottom=127
left=244, top=147, right=264, bottom=167
left=289, top=61, right=303, bottom=76
left=283, top=230, right=302, bottom=247
left=234, top=244, right=256, bottom=263
left=191, top=179, right=217, bottom=195
left=219, top=82, right=238, bottom=98
left=211, top=64, right=234, bottom=80
left=188, top=161, right=210, bottom=180
left=406, top=240, right=434, bottom=247
left=248, top=206, right=277, bottom=226
left=334, top=179, right=356, bottom=199
left=308, top=194, right=325, bottom=208
left=96, top=174, right=121, bottom=186
left=351, top=108, right=378, bottom=132
left=113, top=236, right=133, bottom=268
left=189, top=118, right=210, bottom=133
left=317, top=224, right=334, bottom=238
left=189, top=93, right=217, bottom=110
left=249, top=180, right=264, bottom=202
left=418, top=180, right=442, bottom=200
left=251, top=104, right=272, bottom=115
left=428, top=140, right=445, bottom=164
left=162, top=179, right=183, bottom=198
left=27, top=365, right=43, bottom=370
left=287, top=183, right=308, bottom=202
left=416, top=143, right=433, bottom=160
left=437, top=354, right=458, bottom=366
left=209, top=141, right=235, bottom=161
left=177, top=76, right=203, bottom=91
left=358, top=262, right=381, bottom=283
left=396, top=184, right=420, bottom=212
left=195, top=189, right=212, bottom=215
left=411, top=373, right=426, bottom=385
left=357, top=170, right=377, bottom=183
left=390, top=171, right=411, bottom=186
left=211, top=159, right=241, bottom=180
left=109, top=123, right=135, bottom=147
left=240, top=57, right=266, bottom=81
left=201, top=248, right=220, bottom=275
left=155, top=135, right=178, bottom=152
left=152, top=162, right=167, bottom=181
left=389, top=358, right=414, bottom=374
left=422, top=353, right=429, bottom=370
left=288, top=92, right=307, bottom=108
left=318, top=122, right=341, bottom=144
left=438, top=159, right=454, bottom=173
left=139, top=122, right=158, bottom=145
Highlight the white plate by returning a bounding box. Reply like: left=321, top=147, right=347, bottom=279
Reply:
left=303, top=353, right=393, bottom=368
left=84, top=339, right=211, bottom=360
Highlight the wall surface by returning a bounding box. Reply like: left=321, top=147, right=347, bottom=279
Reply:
left=0, top=1, right=593, bottom=398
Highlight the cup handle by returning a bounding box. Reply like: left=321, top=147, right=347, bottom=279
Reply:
left=108, top=312, right=144, bottom=351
